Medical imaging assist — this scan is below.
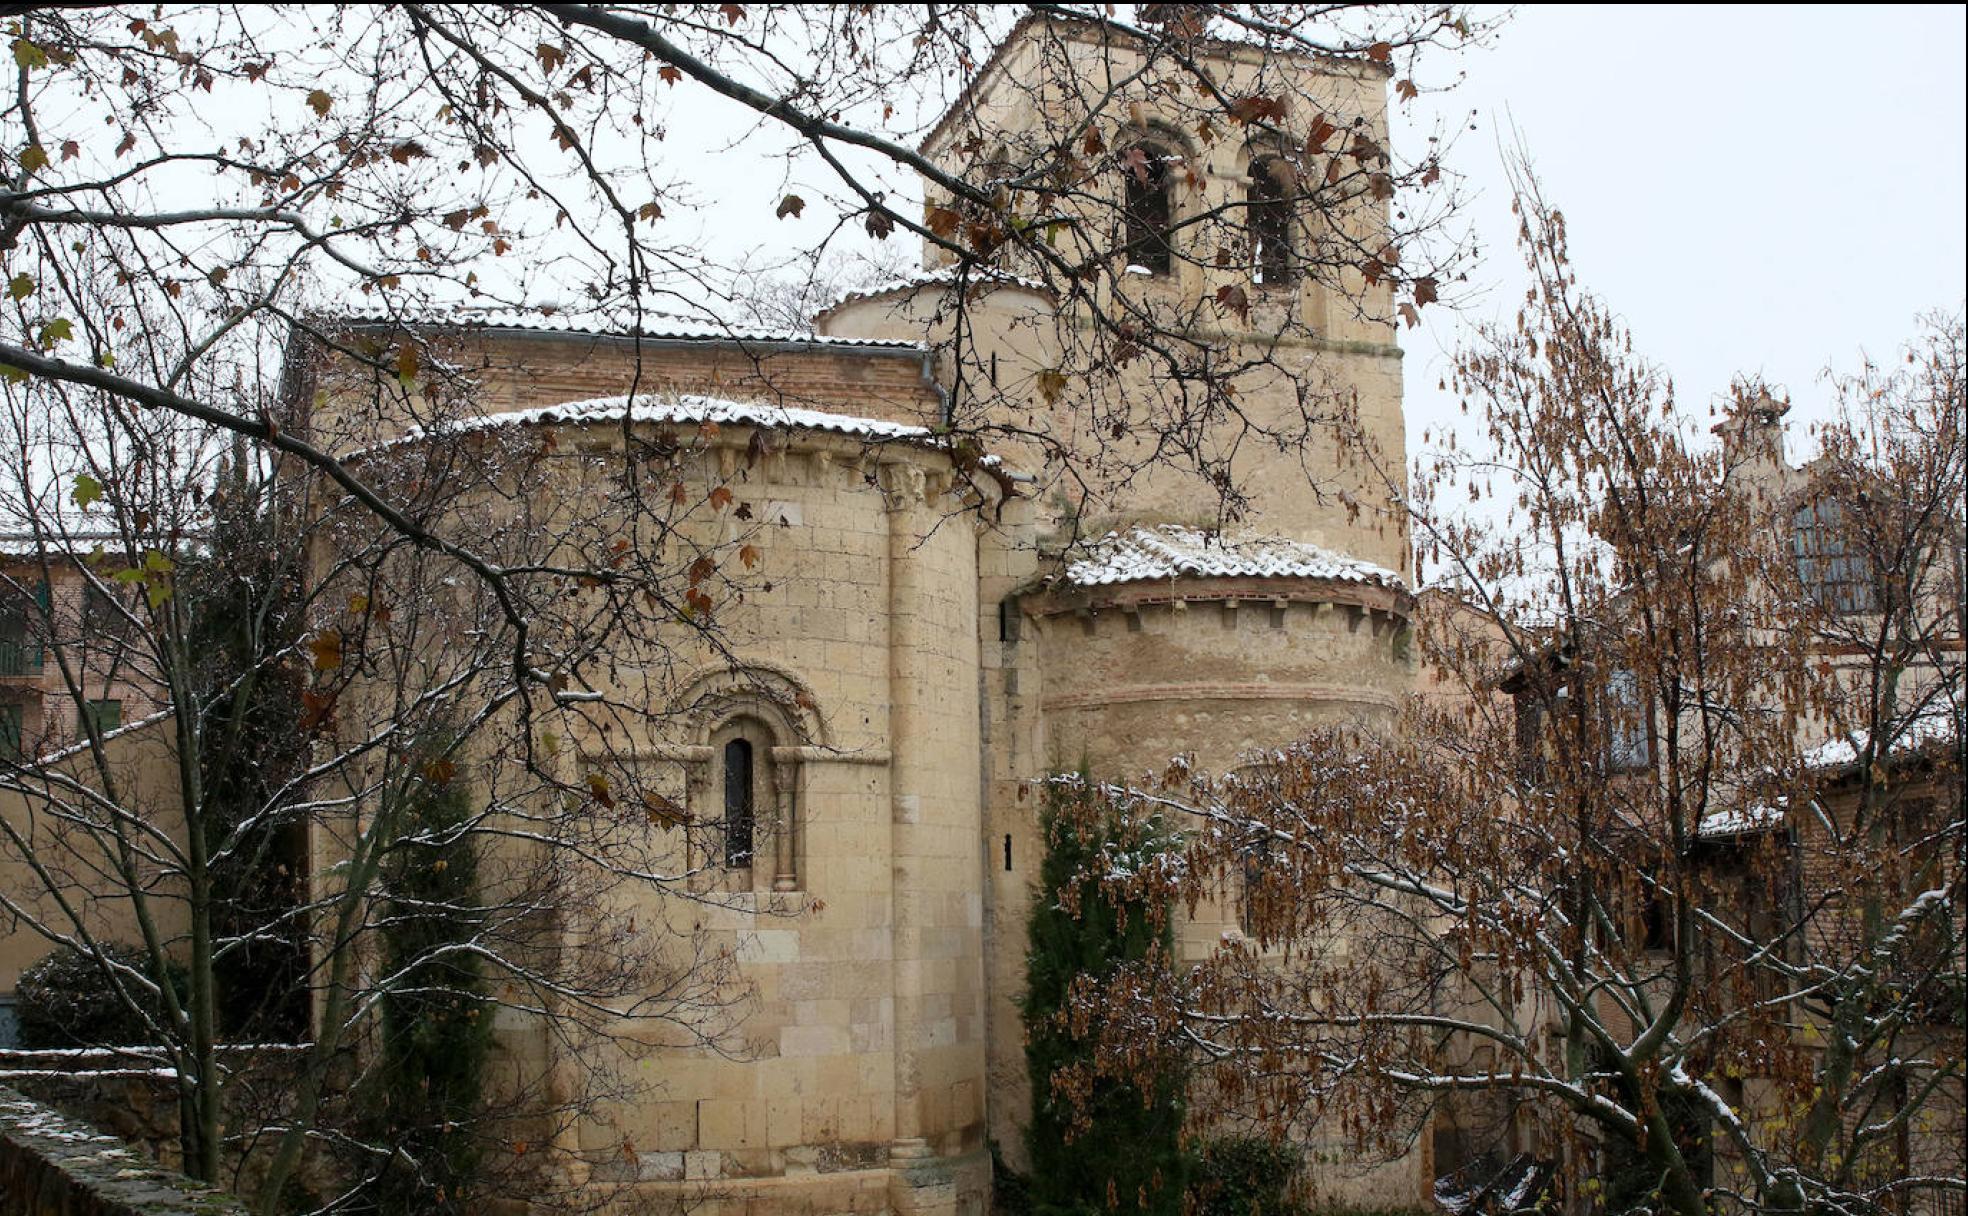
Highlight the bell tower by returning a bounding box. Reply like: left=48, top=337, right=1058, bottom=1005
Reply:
left=819, top=9, right=1409, bottom=574
left=820, top=14, right=1427, bottom=1203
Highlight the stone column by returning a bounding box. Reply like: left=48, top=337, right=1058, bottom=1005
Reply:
left=772, top=758, right=798, bottom=892
left=683, top=757, right=713, bottom=870
left=883, top=460, right=931, bottom=1145
left=880, top=457, right=990, bottom=1216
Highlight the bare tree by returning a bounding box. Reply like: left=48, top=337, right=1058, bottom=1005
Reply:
left=0, top=353, right=761, bottom=1211
left=1044, top=181, right=1965, bottom=1214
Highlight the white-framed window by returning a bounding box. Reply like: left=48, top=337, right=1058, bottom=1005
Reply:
left=1793, top=498, right=1877, bottom=614
left=1605, top=668, right=1651, bottom=773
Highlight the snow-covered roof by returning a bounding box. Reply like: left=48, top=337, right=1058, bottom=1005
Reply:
left=822, top=266, right=1053, bottom=313
left=1803, top=710, right=1960, bottom=774
left=399, top=393, right=933, bottom=447
left=1060, top=525, right=1407, bottom=590
left=0, top=528, right=144, bottom=559
left=1697, top=801, right=1787, bottom=839
left=1696, top=711, right=1958, bottom=838
left=329, top=302, right=925, bottom=351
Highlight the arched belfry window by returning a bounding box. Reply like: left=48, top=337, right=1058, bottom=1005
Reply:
left=1122, top=142, right=1177, bottom=276
left=1248, top=156, right=1296, bottom=287
left=722, top=738, right=755, bottom=868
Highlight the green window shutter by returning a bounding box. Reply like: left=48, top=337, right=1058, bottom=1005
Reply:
left=0, top=583, right=28, bottom=677
left=32, top=581, right=49, bottom=671
left=80, top=699, right=122, bottom=735
left=0, top=704, right=21, bottom=759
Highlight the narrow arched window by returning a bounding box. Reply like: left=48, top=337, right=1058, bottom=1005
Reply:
left=1122, top=143, right=1176, bottom=277
left=723, top=738, right=754, bottom=867
left=1248, top=156, right=1295, bottom=286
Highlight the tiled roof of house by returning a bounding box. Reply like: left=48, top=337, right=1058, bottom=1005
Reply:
left=0, top=527, right=148, bottom=559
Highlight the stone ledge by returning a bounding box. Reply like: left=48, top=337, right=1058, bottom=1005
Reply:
left=0, top=1085, right=245, bottom=1216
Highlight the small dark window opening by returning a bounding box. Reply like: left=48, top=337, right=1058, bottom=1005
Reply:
left=79, top=699, right=122, bottom=736
left=998, top=597, right=1021, bottom=643
left=723, top=738, right=755, bottom=867
left=1122, top=144, right=1176, bottom=277
left=84, top=584, right=132, bottom=640
left=1240, top=846, right=1269, bottom=937
left=1248, top=157, right=1295, bottom=287
left=1641, top=888, right=1673, bottom=951
left=1003, top=834, right=1013, bottom=872
left=1514, top=693, right=1547, bottom=785
left=0, top=703, right=23, bottom=761
left=1891, top=797, right=1936, bottom=850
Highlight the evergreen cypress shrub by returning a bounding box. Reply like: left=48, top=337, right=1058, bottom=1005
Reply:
left=186, top=445, right=310, bottom=1042
left=1190, top=1136, right=1307, bottom=1216
left=1023, top=774, right=1187, bottom=1216
left=364, top=748, right=492, bottom=1215
left=15, top=943, right=188, bottom=1049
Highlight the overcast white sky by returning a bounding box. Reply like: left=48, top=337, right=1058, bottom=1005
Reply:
left=1398, top=4, right=1967, bottom=460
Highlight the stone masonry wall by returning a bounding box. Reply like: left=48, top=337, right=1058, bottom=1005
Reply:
left=0, top=1085, right=245, bottom=1216
left=310, top=329, right=943, bottom=452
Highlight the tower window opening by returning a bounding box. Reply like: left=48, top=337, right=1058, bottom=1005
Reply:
left=1122, top=143, right=1176, bottom=277
left=1248, top=156, right=1296, bottom=287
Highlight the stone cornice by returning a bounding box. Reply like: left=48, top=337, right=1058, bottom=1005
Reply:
left=1028, top=573, right=1412, bottom=618
left=1042, top=680, right=1402, bottom=713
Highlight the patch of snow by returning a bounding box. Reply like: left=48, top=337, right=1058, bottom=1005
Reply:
left=1061, top=525, right=1406, bottom=590
left=1698, top=800, right=1788, bottom=839
left=1802, top=710, right=1959, bottom=773
left=0, top=1068, right=178, bottom=1081
left=400, top=393, right=933, bottom=447
left=330, top=301, right=924, bottom=350
left=823, top=265, right=1052, bottom=312
left=28, top=708, right=175, bottom=767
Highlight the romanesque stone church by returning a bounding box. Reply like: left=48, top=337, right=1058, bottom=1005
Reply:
left=0, top=10, right=1418, bottom=1212
left=309, top=13, right=1421, bottom=1212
